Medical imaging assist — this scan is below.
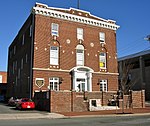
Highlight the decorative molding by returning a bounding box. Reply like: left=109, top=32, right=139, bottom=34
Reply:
left=33, top=67, right=119, bottom=75
left=32, top=4, right=120, bottom=31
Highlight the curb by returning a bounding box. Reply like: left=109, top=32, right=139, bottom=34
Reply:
left=1, top=112, right=150, bottom=120
left=65, top=112, right=150, bottom=118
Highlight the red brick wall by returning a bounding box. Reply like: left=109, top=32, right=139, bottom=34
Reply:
left=132, top=90, right=145, bottom=108
left=50, top=91, right=72, bottom=112
left=118, top=90, right=145, bottom=109
left=49, top=91, right=117, bottom=112
left=33, top=15, right=118, bottom=73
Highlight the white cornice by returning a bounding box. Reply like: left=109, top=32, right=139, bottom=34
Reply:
left=31, top=5, right=120, bottom=31
left=33, top=68, right=119, bottom=75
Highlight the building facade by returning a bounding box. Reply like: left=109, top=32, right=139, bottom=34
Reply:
left=118, top=50, right=150, bottom=101
left=0, top=71, right=7, bottom=101
left=7, top=3, right=120, bottom=110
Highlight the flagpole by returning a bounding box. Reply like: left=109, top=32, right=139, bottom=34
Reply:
left=77, top=0, right=80, bottom=9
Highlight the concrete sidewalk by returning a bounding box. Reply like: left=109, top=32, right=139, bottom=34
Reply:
left=1, top=107, right=150, bottom=120
left=0, top=113, right=65, bottom=120
left=59, top=106, right=150, bottom=117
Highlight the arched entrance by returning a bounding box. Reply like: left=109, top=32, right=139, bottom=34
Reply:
left=70, top=66, right=93, bottom=92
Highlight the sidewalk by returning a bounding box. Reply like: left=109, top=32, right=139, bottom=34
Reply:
left=0, top=112, right=65, bottom=120
left=59, top=106, right=150, bottom=117
left=0, top=107, right=150, bottom=120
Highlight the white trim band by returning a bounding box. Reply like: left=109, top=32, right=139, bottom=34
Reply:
left=33, top=67, right=119, bottom=75
left=32, top=4, right=119, bottom=31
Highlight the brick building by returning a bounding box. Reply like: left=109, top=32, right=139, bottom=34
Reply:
left=7, top=3, right=120, bottom=111
left=0, top=71, right=7, bottom=101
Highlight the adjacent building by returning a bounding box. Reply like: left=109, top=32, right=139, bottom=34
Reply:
left=118, top=49, right=150, bottom=101
left=7, top=3, right=120, bottom=111
left=0, top=71, right=7, bottom=101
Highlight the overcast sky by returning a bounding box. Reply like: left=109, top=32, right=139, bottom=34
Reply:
left=0, top=0, right=150, bottom=71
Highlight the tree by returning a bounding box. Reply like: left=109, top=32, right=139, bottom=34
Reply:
left=119, top=60, right=137, bottom=113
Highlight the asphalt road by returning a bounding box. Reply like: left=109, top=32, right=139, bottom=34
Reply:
left=0, top=115, right=150, bottom=126
left=0, top=102, right=45, bottom=114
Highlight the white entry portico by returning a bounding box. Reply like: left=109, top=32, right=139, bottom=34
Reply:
left=70, top=66, right=93, bottom=92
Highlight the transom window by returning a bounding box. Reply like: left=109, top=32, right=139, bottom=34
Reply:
left=99, top=32, right=105, bottom=43
left=49, top=77, right=59, bottom=91
left=100, top=80, right=107, bottom=92
left=51, top=23, right=59, bottom=36
left=76, top=44, right=84, bottom=66
left=99, top=52, right=106, bottom=69
left=50, top=46, right=59, bottom=65
left=77, top=28, right=83, bottom=40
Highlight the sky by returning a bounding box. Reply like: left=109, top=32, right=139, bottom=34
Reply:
left=0, top=0, right=150, bottom=71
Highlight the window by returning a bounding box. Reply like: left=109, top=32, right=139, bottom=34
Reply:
left=13, top=61, right=15, bottom=74
left=15, top=61, right=17, bottom=70
left=15, top=76, right=18, bottom=86
left=51, top=23, right=59, bottom=36
left=49, top=77, right=59, bottom=91
left=21, top=58, right=23, bottom=69
left=25, top=54, right=28, bottom=63
left=30, top=25, right=32, bottom=37
left=50, top=46, right=59, bottom=65
left=99, top=32, right=105, bottom=43
left=18, top=68, right=20, bottom=79
left=77, top=28, right=83, bottom=40
left=76, top=45, right=84, bottom=66
left=22, top=34, right=25, bottom=45
left=99, top=52, right=106, bottom=69
left=76, top=78, right=85, bottom=92
left=14, top=46, right=16, bottom=55
left=100, top=80, right=107, bottom=92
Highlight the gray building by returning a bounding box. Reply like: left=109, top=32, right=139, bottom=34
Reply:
left=118, top=49, right=150, bottom=101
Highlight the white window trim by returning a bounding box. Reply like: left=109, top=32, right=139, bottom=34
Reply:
left=51, top=23, right=59, bottom=36
left=100, top=80, right=107, bottom=92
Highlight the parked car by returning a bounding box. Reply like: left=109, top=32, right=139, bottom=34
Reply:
left=16, top=98, right=35, bottom=110
left=8, top=97, right=20, bottom=106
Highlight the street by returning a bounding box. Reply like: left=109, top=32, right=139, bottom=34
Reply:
left=0, top=102, right=44, bottom=114
left=0, top=115, right=150, bottom=126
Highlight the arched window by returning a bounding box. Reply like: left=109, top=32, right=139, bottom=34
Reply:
left=76, top=44, right=84, bottom=66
